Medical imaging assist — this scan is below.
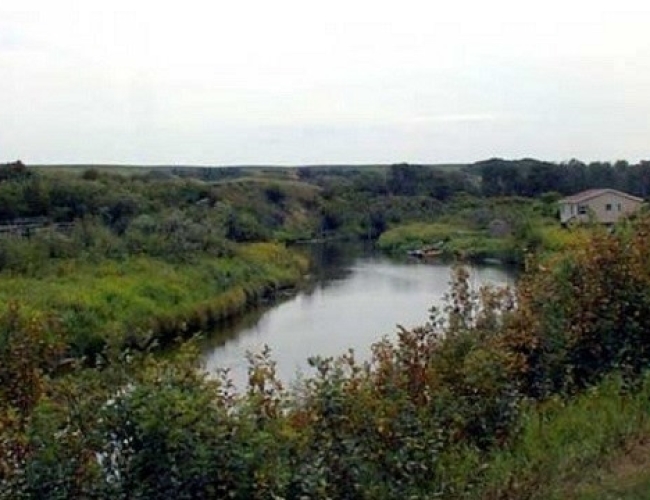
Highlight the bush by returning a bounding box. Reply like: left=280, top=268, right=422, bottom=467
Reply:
left=9, top=206, right=650, bottom=498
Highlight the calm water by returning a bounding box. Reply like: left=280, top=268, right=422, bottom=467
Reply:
left=202, top=243, right=514, bottom=387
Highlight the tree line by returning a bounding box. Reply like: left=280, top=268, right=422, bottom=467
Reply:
left=472, top=157, right=650, bottom=198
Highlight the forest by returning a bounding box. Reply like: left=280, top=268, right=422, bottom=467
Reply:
left=1, top=159, right=650, bottom=498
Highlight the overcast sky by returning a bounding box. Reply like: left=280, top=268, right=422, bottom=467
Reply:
left=2, top=0, right=650, bottom=165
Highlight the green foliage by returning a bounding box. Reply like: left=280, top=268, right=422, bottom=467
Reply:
left=6, top=162, right=650, bottom=498
left=377, top=222, right=460, bottom=253
left=499, top=218, right=650, bottom=397
left=376, top=195, right=582, bottom=265
left=100, top=368, right=251, bottom=498
left=6, top=214, right=650, bottom=497
left=0, top=243, right=307, bottom=361
left=472, top=157, right=650, bottom=198
left=0, top=161, right=31, bottom=182
left=479, top=374, right=650, bottom=499
left=377, top=220, right=518, bottom=263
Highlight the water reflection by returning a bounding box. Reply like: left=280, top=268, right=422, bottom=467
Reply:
left=202, top=243, right=514, bottom=388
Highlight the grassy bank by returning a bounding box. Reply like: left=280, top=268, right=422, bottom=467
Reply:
left=476, top=374, right=650, bottom=499
left=373, top=195, right=592, bottom=264
left=377, top=219, right=592, bottom=264
left=376, top=221, right=512, bottom=261
left=0, top=242, right=308, bottom=356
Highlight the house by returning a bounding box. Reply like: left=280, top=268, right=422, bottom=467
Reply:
left=559, top=189, right=643, bottom=225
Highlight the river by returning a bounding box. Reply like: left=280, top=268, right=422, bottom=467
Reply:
left=202, top=243, right=514, bottom=388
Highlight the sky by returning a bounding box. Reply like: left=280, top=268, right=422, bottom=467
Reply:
left=2, top=0, right=650, bottom=165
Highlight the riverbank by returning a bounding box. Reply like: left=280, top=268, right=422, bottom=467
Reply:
left=376, top=221, right=516, bottom=262
left=0, top=242, right=308, bottom=358
left=377, top=219, right=591, bottom=264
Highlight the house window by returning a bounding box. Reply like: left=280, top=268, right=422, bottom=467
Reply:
left=578, top=205, right=587, bottom=215
left=617, top=203, right=622, bottom=211
left=606, top=203, right=612, bottom=211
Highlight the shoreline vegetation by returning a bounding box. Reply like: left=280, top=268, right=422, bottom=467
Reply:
left=3, top=159, right=650, bottom=497
left=0, top=243, right=308, bottom=361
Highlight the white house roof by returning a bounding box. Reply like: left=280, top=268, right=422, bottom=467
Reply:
left=559, top=188, right=644, bottom=204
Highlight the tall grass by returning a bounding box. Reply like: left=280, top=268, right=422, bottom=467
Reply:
left=477, top=374, right=650, bottom=499
left=0, top=243, right=308, bottom=355
left=376, top=222, right=516, bottom=262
